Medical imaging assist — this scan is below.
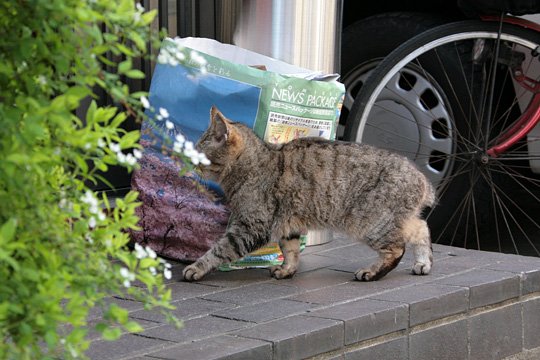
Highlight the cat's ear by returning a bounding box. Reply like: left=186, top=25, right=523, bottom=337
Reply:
left=210, top=106, right=230, bottom=145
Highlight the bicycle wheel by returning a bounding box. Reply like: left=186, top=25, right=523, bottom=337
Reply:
left=346, top=19, right=540, bottom=256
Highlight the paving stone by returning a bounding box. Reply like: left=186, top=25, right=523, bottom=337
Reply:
left=310, top=243, right=375, bottom=262
left=201, top=282, right=301, bottom=305
left=482, top=259, right=540, bottom=295
left=369, top=284, right=469, bottom=326
left=522, top=271, right=540, bottom=295
left=197, top=268, right=272, bottom=288
left=426, top=256, right=483, bottom=275
left=86, top=318, right=160, bottom=342
left=409, top=319, right=468, bottom=360
left=297, top=253, right=342, bottom=273
left=86, top=297, right=146, bottom=320
left=233, top=315, right=343, bottom=359
left=469, top=303, right=522, bottom=360
left=309, top=299, right=408, bottom=344
left=343, top=337, right=408, bottom=360
left=365, top=267, right=442, bottom=288
left=140, top=315, right=250, bottom=343
left=163, top=281, right=223, bottom=300
left=329, top=258, right=377, bottom=274
left=212, top=298, right=315, bottom=323
left=130, top=298, right=234, bottom=323
left=523, top=298, right=540, bottom=349
left=144, top=335, right=272, bottom=360
left=280, top=268, right=353, bottom=290
left=289, top=281, right=384, bottom=305
left=302, top=233, right=358, bottom=255
left=85, top=334, right=171, bottom=360
left=436, top=269, right=520, bottom=308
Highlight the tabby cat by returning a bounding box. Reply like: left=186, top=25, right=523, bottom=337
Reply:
left=182, top=107, right=435, bottom=282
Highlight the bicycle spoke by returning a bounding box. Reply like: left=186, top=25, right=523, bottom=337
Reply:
left=486, top=177, right=540, bottom=255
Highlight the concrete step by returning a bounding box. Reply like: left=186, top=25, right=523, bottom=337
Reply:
left=85, top=235, right=540, bottom=360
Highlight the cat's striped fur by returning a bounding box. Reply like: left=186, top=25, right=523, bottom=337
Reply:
left=182, top=107, right=435, bottom=282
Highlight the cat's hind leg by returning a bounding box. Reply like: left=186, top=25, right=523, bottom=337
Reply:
left=270, top=233, right=301, bottom=279
left=355, top=241, right=405, bottom=281
left=402, top=216, right=433, bottom=275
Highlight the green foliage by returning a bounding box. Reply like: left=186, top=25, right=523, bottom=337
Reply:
left=0, top=0, right=181, bottom=358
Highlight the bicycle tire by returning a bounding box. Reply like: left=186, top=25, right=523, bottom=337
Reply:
left=346, top=19, right=540, bottom=256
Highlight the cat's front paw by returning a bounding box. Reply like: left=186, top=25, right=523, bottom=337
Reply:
left=182, top=263, right=207, bottom=282
left=354, top=268, right=376, bottom=281
left=412, top=261, right=431, bottom=275
left=269, top=265, right=296, bottom=279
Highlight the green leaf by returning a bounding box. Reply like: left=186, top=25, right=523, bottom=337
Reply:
left=6, top=153, right=30, bottom=164
left=124, top=321, right=144, bottom=333
left=118, top=59, right=132, bottom=74
left=129, top=31, right=146, bottom=52
left=106, top=304, right=128, bottom=323
left=102, top=327, right=122, bottom=341
left=119, top=131, right=140, bottom=148
left=0, top=218, right=18, bottom=244
left=142, top=9, right=157, bottom=25
left=125, top=69, right=145, bottom=79
left=116, top=43, right=135, bottom=57
left=86, top=100, right=97, bottom=125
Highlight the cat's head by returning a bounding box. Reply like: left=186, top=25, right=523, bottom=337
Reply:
left=196, top=106, right=247, bottom=181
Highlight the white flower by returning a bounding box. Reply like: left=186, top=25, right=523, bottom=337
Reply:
left=133, top=12, right=141, bottom=22
left=156, top=114, right=163, bottom=121
left=190, top=50, right=207, bottom=66
left=175, top=134, right=185, bottom=144
left=134, top=243, right=146, bottom=259
left=88, top=217, right=97, bottom=228
left=135, top=2, right=144, bottom=12
left=140, top=95, right=150, bottom=109
left=174, top=51, right=185, bottom=61
left=89, top=204, right=99, bottom=215
left=149, top=267, right=157, bottom=276
left=97, top=211, right=106, bottom=221
left=97, top=138, right=106, bottom=148
left=164, top=262, right=172, bottom=269
left=145, top=246, right=157, bottom=259
left=120, top=267, right=135, bottom=288
left=163, top=268, right=172, bottom=280
left=173, top=142, right=182, bottom=153
left=85, top=234, right=94, bottom=244
left=133, top=149, right=143, bottom=159
left=125, top=153, right=137, bottom=166
left=184, top=141, right=194, bottom=151
left=120, top=267, right=130, bottom=278
left=109, top=142, right=121, bottom=153
left=198, top=153, right=211, bottom=166
left=59, top=198, right=68, bottom=209
left=168, top=58, right=179, bottom=67
left=165, top=120, right=174, bottom=130
left=157, top=53, right=168, bottom=64
left=81, top=191, right=98, bottom=206
left=117, top=152, right=126, bottom=164
left=159, top=107, right=169, bottom=118
left=37, top=75, right=47, bottom=86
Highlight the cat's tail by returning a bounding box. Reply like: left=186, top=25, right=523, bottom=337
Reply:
left=421, top=176, right=437, bottom=209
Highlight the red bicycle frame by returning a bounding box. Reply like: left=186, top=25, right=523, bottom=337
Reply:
left=482, top=15, right=540, bottom=157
